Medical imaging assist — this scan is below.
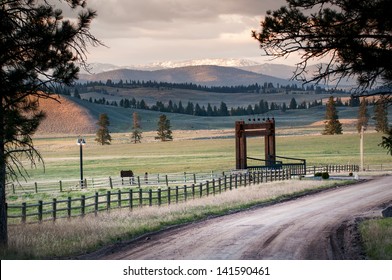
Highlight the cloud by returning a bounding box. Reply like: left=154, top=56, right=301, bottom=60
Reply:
left=80, top=0, right=287, bottom=65
left=89, top=0, right=281, bottom=24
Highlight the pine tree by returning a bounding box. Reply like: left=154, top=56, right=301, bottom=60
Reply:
left=95, top=114, right=112, bottom=145
left=357, top=98, right=369, bottom=133
left=131, top=112, right=142, bottom=143
left=374, top=98, right=389, bottom=133
left=323, top=96, right=343, bottom=135
left=0, top=0, right=101, bottom=246
left=155, top=114, right=173, bottom=141
left=289, top=97, right=298, bottom=109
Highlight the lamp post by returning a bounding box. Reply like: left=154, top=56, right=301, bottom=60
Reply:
left=77, top=137, right=86, bottom=188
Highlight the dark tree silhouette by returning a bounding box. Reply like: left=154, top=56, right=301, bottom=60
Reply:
left=0, top=0, right=102, bottom=246
left=253, top=0, right=392, bottom=93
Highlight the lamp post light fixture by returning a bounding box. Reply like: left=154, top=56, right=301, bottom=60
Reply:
left=77, top=137, right=86, bottom=188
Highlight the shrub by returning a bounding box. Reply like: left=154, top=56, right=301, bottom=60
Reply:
left=321, top=172, right=330, bottom=179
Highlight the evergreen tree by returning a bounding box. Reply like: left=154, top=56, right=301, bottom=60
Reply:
left=0, top=0, right=101, bottom=246
left=95, top=114, right=112, bottom=145
left=323, top=96, right=343, bottom=135
left=357, top=98, right=369, bottom=132
left=155, top=114, right=173, bottom=141
left=289, top=97, right=298, bottom=109
left=219, top=102, right=229, bottom=116
left=131, top=112, right=142, bottom=144
left=253, top=0, right=392, bottom=93
left=374, top=98, right=389, bottom=133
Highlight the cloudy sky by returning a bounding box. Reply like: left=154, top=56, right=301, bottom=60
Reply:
left=73, top=0, right=289, bottom=66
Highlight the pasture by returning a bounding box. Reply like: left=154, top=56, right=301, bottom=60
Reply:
left=18, top=130, right=391, bottom=183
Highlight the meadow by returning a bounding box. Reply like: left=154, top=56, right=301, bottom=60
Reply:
left=21, top=130, right=391, bottom=183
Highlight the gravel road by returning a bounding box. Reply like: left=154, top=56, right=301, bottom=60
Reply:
left=94, top=176, right=392, bottom=260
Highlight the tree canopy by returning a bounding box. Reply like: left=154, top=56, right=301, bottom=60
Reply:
left=253, top=0, right=392, bottom=93
left=0, top=0, right=101, bottom=246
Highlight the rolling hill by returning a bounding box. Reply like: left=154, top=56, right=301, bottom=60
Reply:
left=34, top=94, right=365, bottom=136
left=78, top=65, right=295, bottom=87
left=35, top=95, right=96, bottom=135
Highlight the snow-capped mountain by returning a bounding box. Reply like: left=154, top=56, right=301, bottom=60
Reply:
left=83, top=58, right=263, bottom=73
left=148, top=58, right=261, bottom=69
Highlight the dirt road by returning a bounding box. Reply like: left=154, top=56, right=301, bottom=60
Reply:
left=95, top=176, right=392, bottom=260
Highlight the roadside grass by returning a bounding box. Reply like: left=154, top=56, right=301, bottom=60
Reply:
left=1, top=179, right=352, bottom=259
left=360, top=218, right=392, bottom=259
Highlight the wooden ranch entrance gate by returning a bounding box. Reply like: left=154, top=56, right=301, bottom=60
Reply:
left=235, top=119, right=306, bottom=175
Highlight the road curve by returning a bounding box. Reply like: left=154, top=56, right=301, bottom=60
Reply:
left=97, top=176, right=392, bottom=260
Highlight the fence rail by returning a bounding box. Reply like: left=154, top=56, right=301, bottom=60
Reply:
left=5, top=171, right=230, bottom=195
left=6, top=169, right=291, bottom=224
left=5, top=164, right=363, bottom=196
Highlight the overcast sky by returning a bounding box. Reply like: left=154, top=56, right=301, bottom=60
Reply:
left=76, top=0, right=289, bottom=66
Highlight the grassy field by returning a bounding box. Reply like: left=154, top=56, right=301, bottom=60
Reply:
left=19, top=131, right=390, bottom=183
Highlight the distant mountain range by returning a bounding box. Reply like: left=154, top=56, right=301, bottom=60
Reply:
left=78, top=59, right=299, bottom=87
left=78, top=58, right=356, bottom=87
left=80, top=58, right=297, bottom=79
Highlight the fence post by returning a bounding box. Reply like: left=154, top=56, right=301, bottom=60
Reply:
left=218, top=178, right=222, bottom=194
left=168, top=187, right=171, bottom=205
left=206, top=181, right=210, bottom=196
left=137, top=176, right=141, bottom=188
left=224, top=175, right=227, bottom=191
left=193, top=173, right=197, bottom=184
left=81, top=195, right=85, bottom=217
left=52, top=198, right=57, bottom=221
left=59, top=181, right=63, bottom=192
left=109, top=177, right=113, bottom=189
left=35, top=182, right=38, bottom=193
left=148, top=189, right=153, bottom=206
left=22, top=202, right=26, bottom=223
left=95, top=192, right=99, bottom=214
left=175, top=186, right=179, bottom=203
left=38, top=200, right=43, bottom=222
left=184, top=185, right=187, bottom=201
left=212, top=179, right=216, bottom=195
left=12, top=184, right=15, bottom=194
left=235, top=174, right=238, bottom=189
left=165, top=175, right=169, bottom=187
left=158, top=189, right=162, bottom=206
left=118, top=190, right=122, bottom=208
left=107, top=191, right=111, bottom=210
left=139, top=188, right=143, bottom=207
left=192, top=184, right=195, bottom=199
left=67, top=197, right=72, bottom=218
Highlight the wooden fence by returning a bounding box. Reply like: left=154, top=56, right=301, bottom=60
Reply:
left=6, top=164, right=361, bottom=195
left=6, top=169, right=290, bottom=224
left=6, top=171, right=229, bottom=195
left=306, top=164, right=359, bottom=174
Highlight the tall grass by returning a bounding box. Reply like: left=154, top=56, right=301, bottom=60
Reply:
left=360, top=218, right=392, bottom=259
left=1, top=179, right=347, bottom=259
